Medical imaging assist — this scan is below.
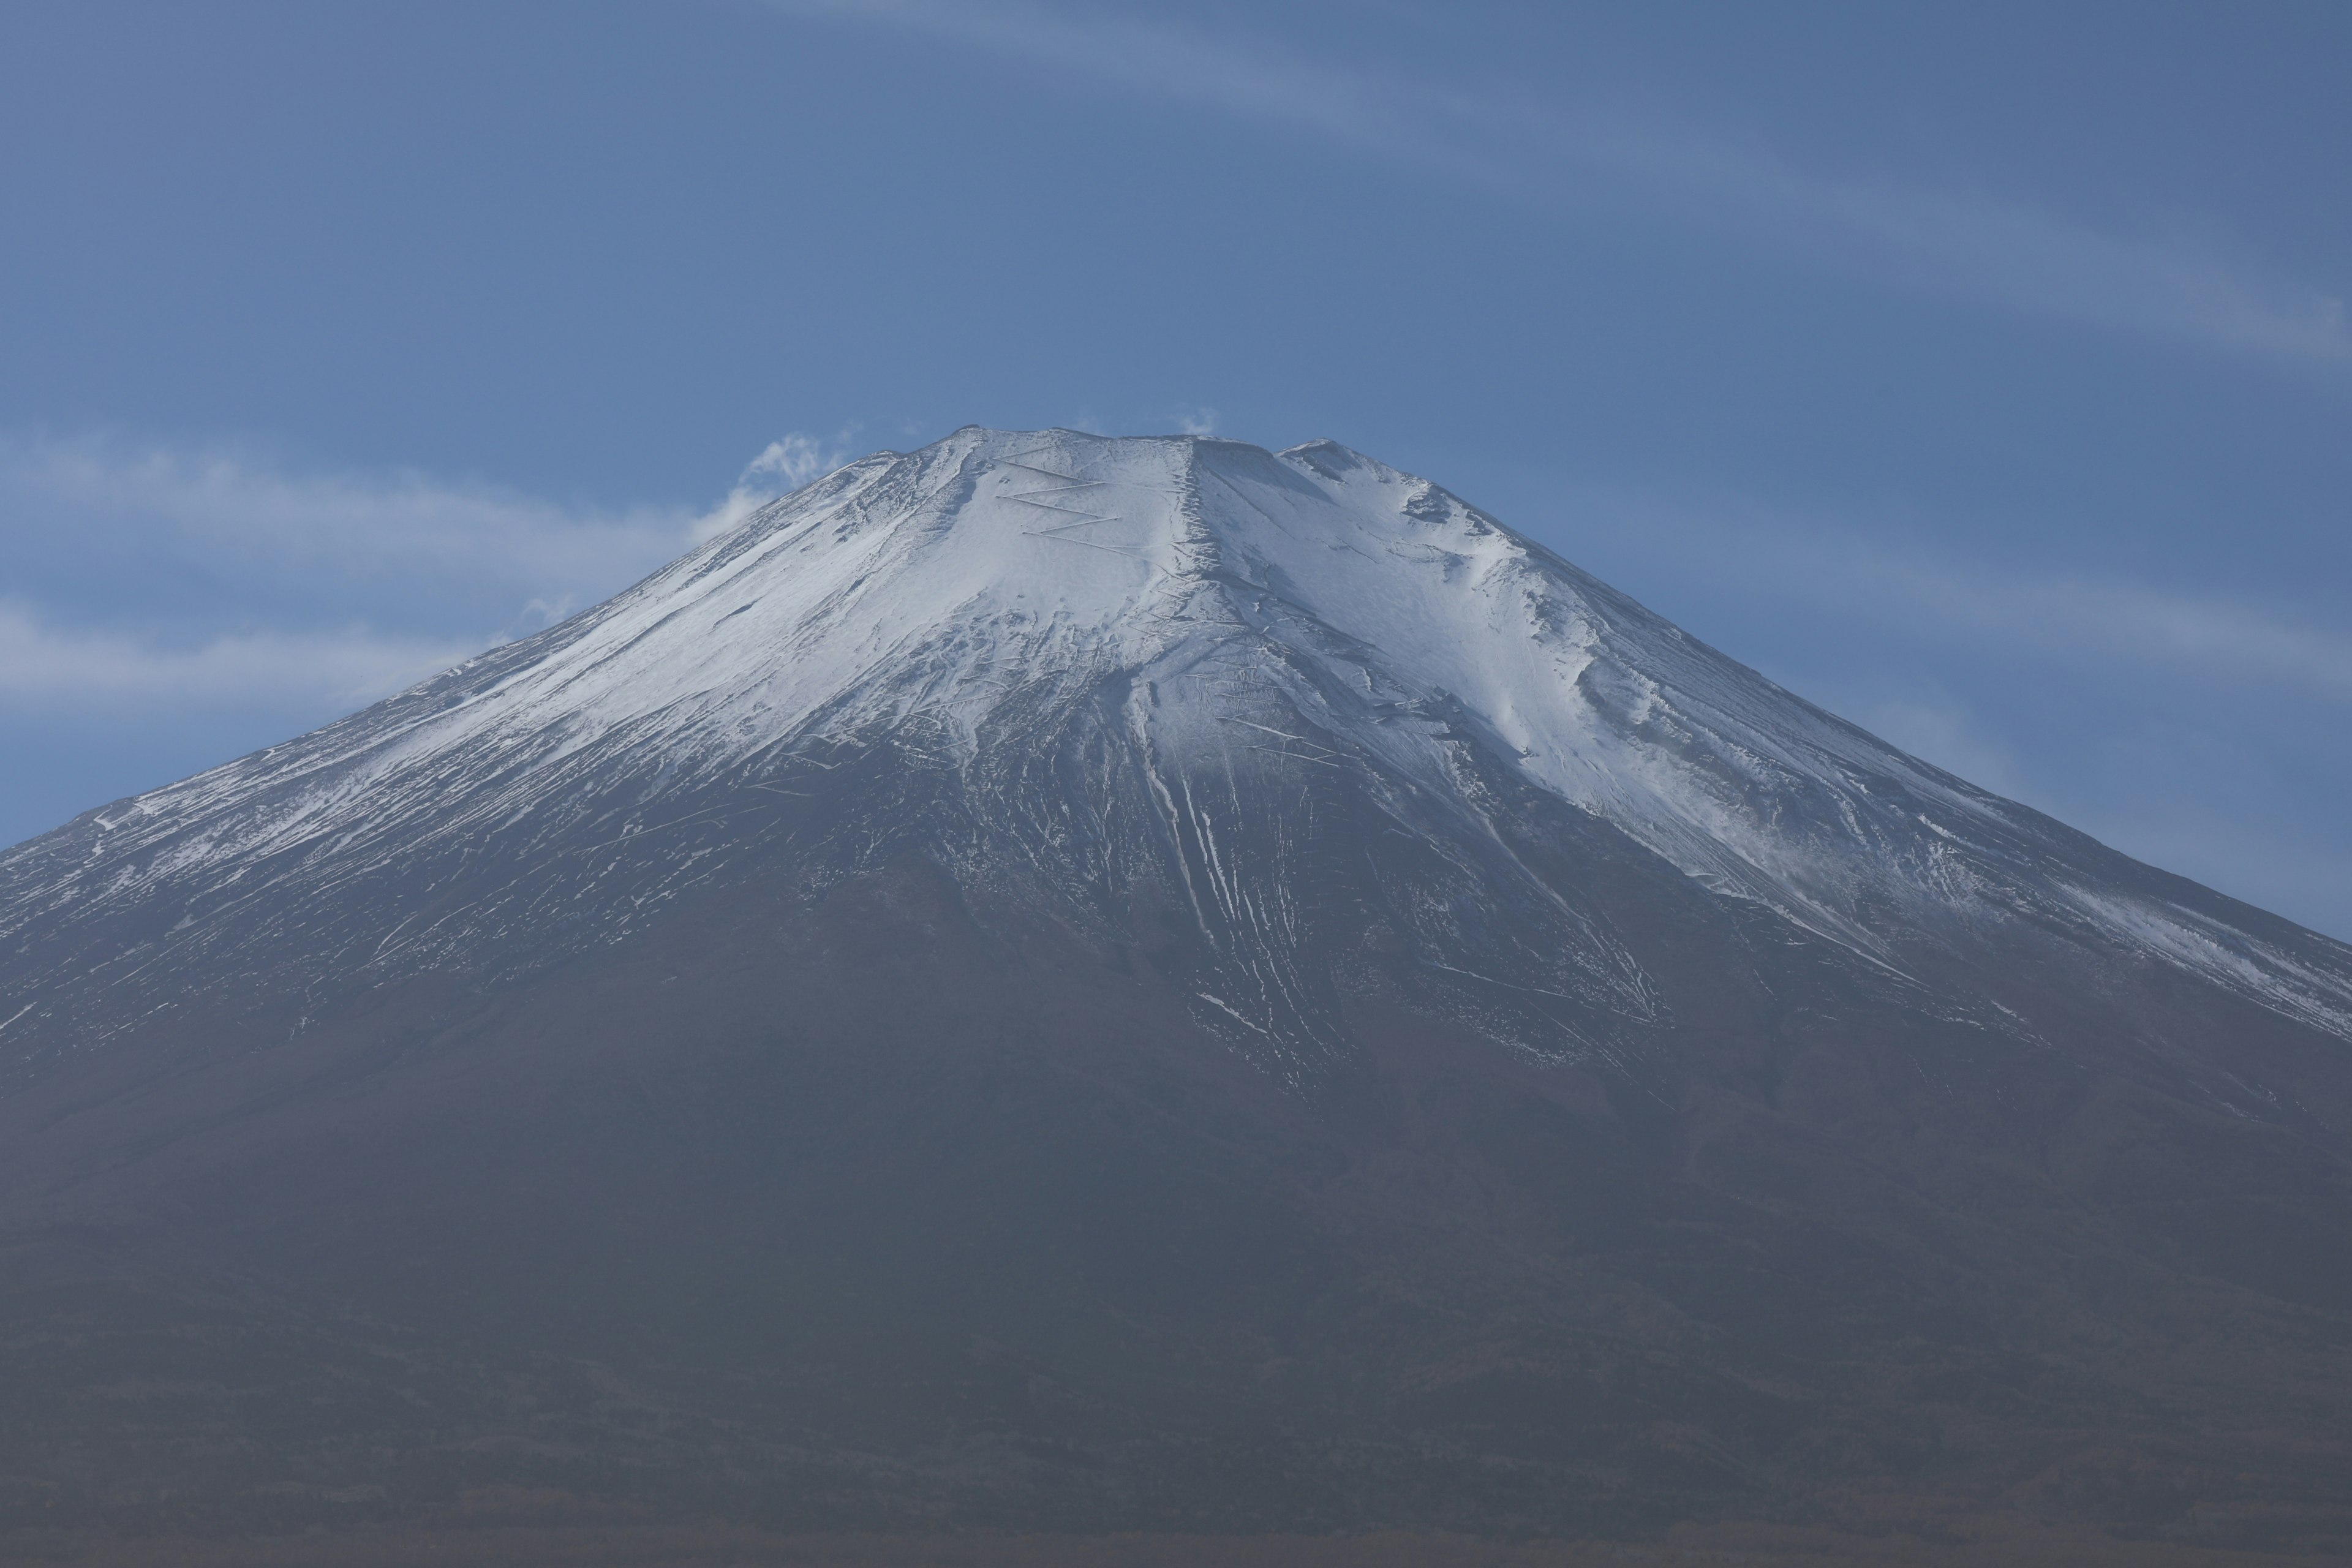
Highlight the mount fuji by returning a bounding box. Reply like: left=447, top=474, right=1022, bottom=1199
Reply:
left=4, top=429, right=2350, bottom=1547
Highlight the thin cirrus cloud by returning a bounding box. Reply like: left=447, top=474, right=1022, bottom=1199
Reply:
left=0, top=431, right=860, bottom=711
left=7, top=434, right=709, bottom=605
left=1565, top=487, right=2352, bottom=701
left=0, top=604, right=472, bottom=709
left=769, top=0, right=2348, bottom=363
left=1790, top=537, right=2352, bottom=698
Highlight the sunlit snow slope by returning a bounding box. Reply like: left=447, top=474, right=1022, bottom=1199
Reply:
left=4, top=428, right=2348, bottom=1084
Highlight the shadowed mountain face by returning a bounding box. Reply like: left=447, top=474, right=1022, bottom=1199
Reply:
left=2, top=429, right=2350, bottom=1548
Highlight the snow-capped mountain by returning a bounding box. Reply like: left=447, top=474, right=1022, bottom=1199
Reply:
left=4, top=428, right=2346, bottom=1084
left=4, top=430, right=2351, bottom=1543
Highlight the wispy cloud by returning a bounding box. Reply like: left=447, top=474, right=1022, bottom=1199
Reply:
left=770, top=0, right=2348, bottom=362
left=1803, top=535, right=2352, bottom=699
left=1561, top=486, right=2352, bottom=702
left=1844, top=693, right=2030, bottom=799
left=695, top=429, right=863, bottom=543
left=4, top=434, right=701, bottom=614
left=1583, top=129, right=2348, bottom=361
left=0, top=431, right=856, bottom=710
left=0, top=603, right=469, bottom=708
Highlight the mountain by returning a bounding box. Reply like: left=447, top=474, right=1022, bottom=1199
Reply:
left=3, top=428, right=2350, bottom=1551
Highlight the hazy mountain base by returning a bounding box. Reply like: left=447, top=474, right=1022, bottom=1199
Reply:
left=2, top=850, right=2350, bottom=1555
left=4, top=1517, right=2345, bottom=1568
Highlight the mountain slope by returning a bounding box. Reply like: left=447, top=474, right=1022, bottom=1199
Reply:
left=2, top=429, right=2350, bottom=1547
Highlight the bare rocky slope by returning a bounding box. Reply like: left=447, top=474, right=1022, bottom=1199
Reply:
left=2, top=430, right=2349, bottom=1550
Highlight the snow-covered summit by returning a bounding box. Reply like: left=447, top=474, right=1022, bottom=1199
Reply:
left=5, top=428, right=2350, bottom=1074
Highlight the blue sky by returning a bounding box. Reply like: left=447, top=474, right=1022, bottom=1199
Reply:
left=4, top=0, right=2349, bottom=936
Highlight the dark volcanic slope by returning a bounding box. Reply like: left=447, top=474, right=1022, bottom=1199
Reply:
left=1, top=430, right=2349, bottom=1547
